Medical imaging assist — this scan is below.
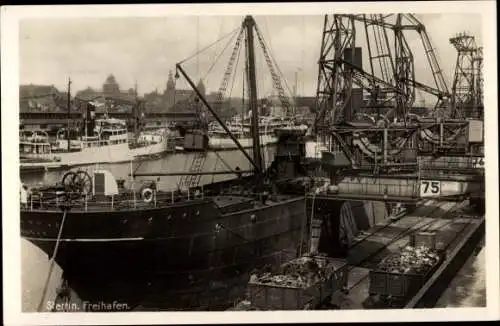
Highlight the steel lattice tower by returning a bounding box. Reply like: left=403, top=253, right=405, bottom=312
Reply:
left=314, top=14, right=451, bottom=137
left=450, top=32, right=483, bottom=119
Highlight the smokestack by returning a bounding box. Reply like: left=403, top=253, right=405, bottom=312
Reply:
left=344, top=47, right=363, bottom=120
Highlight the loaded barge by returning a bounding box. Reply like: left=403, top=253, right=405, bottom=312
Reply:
left=232, top=199, right=484, bottom=310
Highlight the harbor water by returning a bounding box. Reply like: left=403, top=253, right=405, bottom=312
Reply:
left=20, top=147, right=486, bottom=311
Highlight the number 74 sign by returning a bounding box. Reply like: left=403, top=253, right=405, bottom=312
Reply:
left=420, top=180, right=441, bottom=197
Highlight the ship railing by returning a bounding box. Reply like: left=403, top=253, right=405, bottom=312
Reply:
left=22, top=181, right=284, bottom=211
left=417, top=155, right=485, bottom=171
left=23, top=186, right=211, bottom=211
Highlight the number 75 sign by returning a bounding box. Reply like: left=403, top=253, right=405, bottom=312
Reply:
left=420, top=180, right=441, bottom=197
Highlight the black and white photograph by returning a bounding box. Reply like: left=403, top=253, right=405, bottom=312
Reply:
left=2, top=1, right=498, bottom=325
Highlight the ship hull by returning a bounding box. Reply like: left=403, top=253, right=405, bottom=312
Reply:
left=129, top=137, right=174, bottom=158
left=20, top=138, right=172, bottom=168
left=208, top=135, right=277, bottom=150
left=21, top=196, right=306, bottom=309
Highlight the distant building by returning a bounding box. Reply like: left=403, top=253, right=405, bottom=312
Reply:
left=143, top=89, right=163, bottom=112
left=162, top=70, right=206, bottom=113
left=142, top=70, right=206, bottom=113
left=74, top=75, right=137, bottom=113
left=102, top=74, right=120, bottom=94
left=19, top=84, right=67, bottom=112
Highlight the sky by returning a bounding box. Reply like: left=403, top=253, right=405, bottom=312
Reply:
left=19, top=14, right=482, bottom=103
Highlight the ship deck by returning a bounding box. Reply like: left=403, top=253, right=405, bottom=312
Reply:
left=21, top=189, right=301, bottom=214
left=332, top=200, right=484, bottom=309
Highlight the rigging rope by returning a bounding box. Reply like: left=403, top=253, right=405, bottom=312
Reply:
left=214, top=150, right=236, bottom=174
left=37, top=207, right=69, bottom=312
left=202, top=29, right=241, bottom=83
left=254, top=23, right=295, bottom=110
left=179, top=26, right=241, bottom=66
left=210, top=157, right=218, bottom=184
left=196, top=17, right=200, bottom=76
left=177, top=153, right=192, bottom=189
left=227, top=35, right=243, bottom=102
left=259, top=19, right=296, bottom=98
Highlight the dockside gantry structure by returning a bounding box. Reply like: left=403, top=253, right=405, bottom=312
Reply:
left=311, top=14, right=484, bottom=213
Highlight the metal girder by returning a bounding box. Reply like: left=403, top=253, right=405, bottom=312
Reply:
left=362, top=14, right=395, bottom=86
left=450, top=32, right=483, bottom=119
left=405, top=78, right=450, bottom=100
left=346, top=61, right=402, bottom=94
left=213, top=27, right=245, bottom=111
left=315, top=15, right=356, bottom=130
left=253, top=23, right=292, bottom=116
left=314, top=13, right=452, bottom=132
left=394, top=14, right=415, bottom=118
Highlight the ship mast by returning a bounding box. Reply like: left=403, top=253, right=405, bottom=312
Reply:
left=242, top=63, right=246, bottom=135
left=244, top=15, right=263, bottom=174
left=133, top=79, right=138, bottom=136
left=66, top=77, right=71, bottom=151
left=175, top=15, right=269, bottom=175
left=175, top=65, right=260, bottom=172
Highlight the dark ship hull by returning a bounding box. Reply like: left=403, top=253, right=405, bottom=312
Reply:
left=23, top=197, right=304, bottom=309
left=21, top=129, right=310, bottom=310
left=22, top=196, right=305, bottom=275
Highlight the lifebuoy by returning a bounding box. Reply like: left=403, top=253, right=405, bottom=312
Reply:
left=141, top=187, right=154, bottom=203
left=193, top=188, right=202, bottom=198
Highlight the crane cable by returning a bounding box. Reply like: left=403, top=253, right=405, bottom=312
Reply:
left=252, top=29, right=295, bottom=122
left=37, top=207, right=69, bottom=312
left=211, top=42, right=243, bottom=174
left=200, top=28, right=243, bottom=87
left=178, top=26, right=241, bottom=66
left=258, top=19, right=295, bottom=101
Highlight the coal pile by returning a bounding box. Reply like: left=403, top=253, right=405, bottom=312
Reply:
left=377, top=245, right=441, bottom=275
left=249, top=255, right=336, bottom=289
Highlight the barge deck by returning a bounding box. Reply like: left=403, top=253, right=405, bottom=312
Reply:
left=232, top=199, right=485, bottom=310
left=333, top=200, right=484, bottom=309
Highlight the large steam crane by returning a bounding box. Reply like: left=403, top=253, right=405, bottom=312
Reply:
left=313, top=14, right=484, bottom=170
left=309, top=13, right=484, bottom=214
left=178, top=15, right=294, bottom=189
left=315, top=14, right=451, bottom=132
left=315, top=14, right=444, bottom=173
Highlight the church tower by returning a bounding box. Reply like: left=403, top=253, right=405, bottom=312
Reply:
left=165, top=70, right=176, bottom=111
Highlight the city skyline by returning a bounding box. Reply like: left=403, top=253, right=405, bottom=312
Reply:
left=20, top=14, right=482, bottom=102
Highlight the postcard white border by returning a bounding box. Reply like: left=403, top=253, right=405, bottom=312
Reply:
left=2, top=1, right=498, bottom=324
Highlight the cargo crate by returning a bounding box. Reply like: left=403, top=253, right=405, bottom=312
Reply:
left=369, top=250, right=445, bottom=299
left=409, top=231, right=437, bottom=250
left=245, top=256, right=348, bottom=310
